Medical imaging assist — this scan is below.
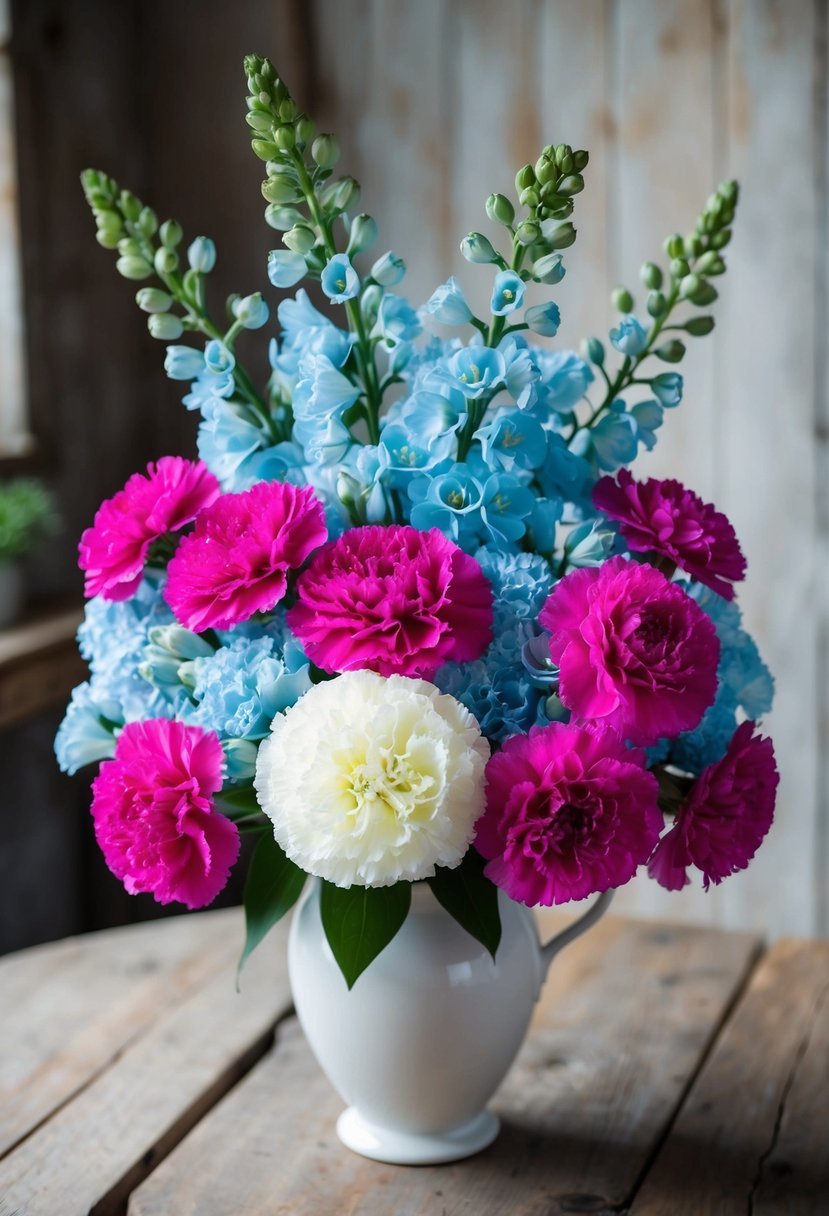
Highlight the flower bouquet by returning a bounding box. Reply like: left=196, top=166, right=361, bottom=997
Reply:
left=58, top=54, right=778, bottom=1160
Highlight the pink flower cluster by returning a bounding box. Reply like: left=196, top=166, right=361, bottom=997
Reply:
left=593, top=470, right=746, bottom=600
left=649, top=721, right=778, bottom=890
left=540, top=556, right=719, bottom=746
left=91, top=719, right=239, bottom=909
left=476, top=721, right=662, bottom=905
left=287, top=524, right=493, bottom=678
left=165, top=481, right=327, bottom=631
left=79, top=457, right=219, bottom=601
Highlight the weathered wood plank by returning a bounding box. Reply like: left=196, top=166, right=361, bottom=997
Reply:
left=129, top=917, right=760, bottom=1216
left=630, top=939, right=829, bottom=1215
left=0, top=908, right=242, bottom=1159
left=0, top=912, right=292, bottom=1216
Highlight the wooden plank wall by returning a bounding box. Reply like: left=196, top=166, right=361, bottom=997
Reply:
left=8, top=0, right=826, bottom=942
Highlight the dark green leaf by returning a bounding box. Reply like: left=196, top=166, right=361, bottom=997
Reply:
left=428, top=849, right=502, bottom=960
left=319, top=881, right=411, bottom=989
left=216, top=783, right=261, bottom=815
left=238, top=832, right=306, bottom=982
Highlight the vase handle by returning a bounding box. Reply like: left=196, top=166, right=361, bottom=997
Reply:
left=538, top=889, right=615, bottom=982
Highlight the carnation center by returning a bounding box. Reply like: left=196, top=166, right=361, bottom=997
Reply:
left=345, top=744, right=440, bottom=826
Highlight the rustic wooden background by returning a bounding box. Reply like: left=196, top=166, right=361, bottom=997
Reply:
left=3, top=0, right=825, bottom=949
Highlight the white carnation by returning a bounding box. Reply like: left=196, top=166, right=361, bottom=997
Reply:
left=254, top=669, right=489, bottom=887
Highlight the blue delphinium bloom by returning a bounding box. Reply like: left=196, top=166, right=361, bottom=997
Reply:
left=474, top=548, right=553, bottom=619
left=373, top=293, right=422, bottom=368
left=197, top=400, right=268, bottom=489
left=446, top=345, right=506, bottom=399
left=321, top=253, right=360, bottom=303
left=187, top=236, right=217, bottom=273
left=268, top=250, right=308, bottom=288
left=55, top=682, right=118, bottom=774
left=241, top=441, right=306, bottom=489
left=630, top=399, right=664, bottom=451
left=609, top=315, right=648, bottom=356
left=379, top=391, right=459, bottom=484
left=529, top=496, right=565, bottom=552
left=232, top=292, right=269, bottom=330
left=476, top=408, right=547, bottom=472
left=409, top=463, right=485, bottom=546
left=651, top=372, right=684, bottom=408
left=424, top=276, right=473, bottom=325
left=561, top=518, right=617, bottom=567
left=584, top=411, right=639, bottom=471
left=480, top=472, right=536, bottom=546
left=499, top=336, right=540, bottom=410
left=371, top=251, right=406, bottom=287
left=538, top=433, right=596, bottom=518
left=292, top=353, right=360, bottom=466
left=271, top=290, right=353, bottom=394
left=182, top=342, right=236, bottom=413
left=164, top=345, right=206, bottom=382
left=535, top=350, right=594, bottom=414
left=185, top=634, right=311, bottom=740
left=490, top=270, right=526, bottom=316
left=524, top=301, right=561, bottom=337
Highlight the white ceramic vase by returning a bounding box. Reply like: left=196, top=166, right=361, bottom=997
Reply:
left=288, top=878, right=613, bottom=1165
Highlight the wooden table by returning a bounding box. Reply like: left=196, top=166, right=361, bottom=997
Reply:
left=1, top=909, right=826, bottom=1215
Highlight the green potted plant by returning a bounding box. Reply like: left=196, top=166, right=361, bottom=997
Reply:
left=0, top=479, right=58, bottom=627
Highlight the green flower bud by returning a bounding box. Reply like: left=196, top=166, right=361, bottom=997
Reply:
left=96, top=228, right=121, bottom=250
left=95, top=208, right=122, bottom=236
left=261, top=175, right=303, bottom=205
left=640, top=261, right=663, bottom=290
left=515, top=164, right=536, bottom=192
left=679, top=272, right=702, bottom=299
left=283, top=223, right=317, bottom=253
left=486, top=192, right=515, bottom=226
left=687, top=279, right=718, bottom=306
left=719, top=179, right=738, bottom=204
left=611, top=286, right=634, bottom=313
left=695, top=252, right=720, bottom=276
left=582, top=336, right=605, bottom=366
left=154, top=247, right=179, bottom=275
left=278, top=98, right=297, bottom=122
left=137, top=207, right=158, bottom=238
left=535, top=156, right=556, bottom=185
left=115, top=255, right=153, bottom=280
left=684, top=315, right=715, bottom=337
left=515, top=219, right=540, bottom=246
left=264, top=204, right=306, bottom=231
left=312, top=134, right=340, bottom=169
left=704, top=255, right=726, bottom=276
left=117, top=236, right=143, bottom=258
left=655, top=339, right=686, bottom=363
left=559, top=151, right=574, bottom=175
left=684, top=234, right=704, bottom=258
left=572, top=149, right=589, bottom=171
left=119, top=190, right=142, bottom=222
left=519, top=186, right=540, bottom=209
left=346, top=213, right=378, bottom=255
left=251, top=138, right=282, bottom=161
left=147, top=313, right=184, bottom=340
left=321, top=176, right=360, bottom=212
left=664, top=233, right=684, bottom=259
left=246, top=110, right=273, bottom=134
left=647, top=290, right=667, bottom=317
left=460, top=231, right=499, bottom=264
left=546, top=221, right=576, bottom=250
left=275, top=125, right=296, bottom=151
left=709, top=229, right=731, bottom=250
left=670, top=257, right=690, bottom=280
left=296, top=115, right=315, bottom=144
left=532, top=253, right=565, bottom=284
left=136, top=287, right=173, bottom=313
left=159, top=219, right=183, bottom=249
left=557, top=173, right=584, bottom=196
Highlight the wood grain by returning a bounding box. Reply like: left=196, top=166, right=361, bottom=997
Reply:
left=629, top=939, right=829, bottom=1214
left=129, top=917, right=760, bottom=1216
left=0, top=910, right=292, bottom=1216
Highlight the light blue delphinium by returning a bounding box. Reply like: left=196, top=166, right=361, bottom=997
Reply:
left=268, top=249, right=308, bottom=288
left=535, top=350, right=594, bottom=415
left=561, top=518, right=617, bottom=568
left=446, top=345, right=506, bottom=399
left=651, top=372, right=684, bottom=408
left=164, top=345, right=206, bottom=382
left=371, top=251, right=406, bottom=287
left=499, top=336, right=540, bottom=410
left=629, top=399, right=664, bottom=451
left=292, top=352, right=361, bottom=466
left=321, top=253, right=360, bottom=303
left=524, top=301, right=561, bottom=337
left=424, top=276, right=473, bottom=325
left=197, top=400, right=270, bottom=489
left=581, top=411, right=639, bottom=472
left=372, top=293, right=422, bottom=365
left=232, top=292, right=269, bottom=330
left=55, top=682, right=118, bottom=774
left=378, top=391, right=459, bottom=485
left=184, top=634, right=312, bottom=741
left=408, top=463, right=486, bottom=547
left=187, top=236, right=216, bottom=273
left=609, top=314, right=648, bottom=356
left=490, top=270, right=525, bottom=316
left=476, top=408, right=547, bottom=472
left=538, top=432, right=596, bottom=518
left=480, top=471, right=536, bottom=547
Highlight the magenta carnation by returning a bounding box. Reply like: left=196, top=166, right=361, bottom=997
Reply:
left=79, top=457, right=220, bottom=601
left=90, top=719, right=239, bottom=909
left=540, top=555, right=719, bottom=746
left=286, top=524, right=493, bottom=678
left=164, top=481, right=327, bottom=632
left=593, top=470, right=746, bottom=600
left=648, top=721, right=778, bottom=891
left=475, top=721, right=662, bottom=905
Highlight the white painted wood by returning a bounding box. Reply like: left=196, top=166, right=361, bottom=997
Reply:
left=0, top=5, right=32, bottom=455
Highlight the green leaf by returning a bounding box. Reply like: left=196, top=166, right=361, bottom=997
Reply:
left=319, top=881, right=411, bottom=989
left=427, top=849, right=502, bottom=960
left=238, top=833, right=306, bottom=982
left=215, top=783, right=261, bottom=816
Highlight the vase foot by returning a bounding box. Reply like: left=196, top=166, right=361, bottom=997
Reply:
left=336, top=1107, right=500, bottom=1165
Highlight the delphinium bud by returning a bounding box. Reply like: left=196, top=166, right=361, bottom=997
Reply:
left=611, top=286, right=634, bottom=313
left=346, top=214, right=378, bottom=256
left=187, top=236, right=216, bottom=273
left=147, top=314, right=184, bottom=340
left=136, top=288, right=173, bottom=313
left=312, top=134, right=340, bottom=169
left=460, top=232, right=499, bottom=264
left=486, top=193, right=515, bottom=226
left=283, top=223, right=317, bottom=253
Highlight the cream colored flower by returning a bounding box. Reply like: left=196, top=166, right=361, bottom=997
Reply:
left=254, top=669, right=489, bottom=887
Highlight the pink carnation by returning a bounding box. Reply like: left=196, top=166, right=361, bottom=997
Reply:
left=648, top=720, right=778, bottom=891
left=164, top=481, right=327, bottom=632
left=540, top=556, right=719, bottom=746
left=593, top=470, right=746, bottom=600
left=79, top=457, right=220, bottom=601
left=90, top=719, right=239, bottom=909
left=475, top=721, right=662, bottom=905
left=286, top=524, right=493, bottom=678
